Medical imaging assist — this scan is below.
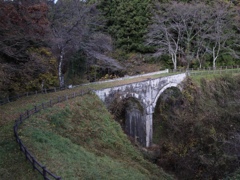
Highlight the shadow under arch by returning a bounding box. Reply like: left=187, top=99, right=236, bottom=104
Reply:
left=152, top=85, right=183, bottom=144
left=109, top=95, right=147, bottom=146
left=152, top=83, right=182, bottom=113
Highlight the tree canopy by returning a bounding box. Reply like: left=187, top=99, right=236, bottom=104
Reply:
left=98, top=0, right=152, bottom=52
left=0, top=0, right=57, bottom=97
left=0, top=0, right=240, bottom=95
left=147, top=0, right=239, bottom=69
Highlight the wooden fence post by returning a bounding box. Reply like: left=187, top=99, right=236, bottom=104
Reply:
left=20, top=115, right=22, bottom=123
left=32, top=157, right=36, bottom=171
left=34, top=106, right=37, bottom=113
left=25, top=148, right=28, bottom=160
left=19, top=139, right=22, bottom=151
left=43, top=166, right=47, bottom=179
left=13, top=124, right=17, bottom=138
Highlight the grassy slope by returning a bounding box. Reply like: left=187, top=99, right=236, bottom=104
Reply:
left=1, top=70, right=239, bottom=179
left=0, top=73, right=174, bottom=180
left=18, top=94, right=172, bottom=179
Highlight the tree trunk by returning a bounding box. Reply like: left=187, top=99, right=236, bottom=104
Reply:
left=186, top=41, right=191, bottom=70
left=172, top=53, right=177, bottom=70
left=212, top=46, right=218, bottom=70
left=58, top=47, right=65, bottom=88
left=213, top=58, right=217, bottom=69
left=197, top=58, right=202, bottom=69
left=196, top=55, right=202, bottom=69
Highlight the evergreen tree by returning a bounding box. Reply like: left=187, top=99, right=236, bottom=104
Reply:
left=99, top=0, right=152, bottom=52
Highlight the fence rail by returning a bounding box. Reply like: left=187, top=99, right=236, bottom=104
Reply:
left=2, top=66, right=240, bottom=106
left=168, top=65, right=240, bottom=74
left=188, top=66, right=240, bottom=76
left=0, top=86, right=69, bottom=106
left=13, top=89, right=90, bottom=180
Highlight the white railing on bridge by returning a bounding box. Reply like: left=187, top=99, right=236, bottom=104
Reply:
left=79, top=69, right=169, bottom=87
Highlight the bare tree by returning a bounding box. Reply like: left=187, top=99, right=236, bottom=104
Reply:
left=194, top=37, right=209, bottom=69
left=147, top=2, right=212, bottom=69
left=147, top=1, right=238, bottom=70
left=48, top=0, right=113, bottom=87
left=178, top=2, right=215, bottom=69
left=146, top=2, right=183, bottom=70
left=204, top=2, right=237, bottom=69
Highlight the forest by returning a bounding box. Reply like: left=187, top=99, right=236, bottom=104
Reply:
left=1, top=0, right=240, bottom=98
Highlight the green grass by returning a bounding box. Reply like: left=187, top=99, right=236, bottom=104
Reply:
left=17, top=94, right=172, bottom=179
left=0, top=123, right=42, bottom=179
left=189, top=68, right=240, bottom=85
left=2, top=69, right=239, bottom=179
left=0, top=72, right=176, bottom=180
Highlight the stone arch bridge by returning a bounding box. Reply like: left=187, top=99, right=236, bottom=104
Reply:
left=94, top=73, right=187, bottom=147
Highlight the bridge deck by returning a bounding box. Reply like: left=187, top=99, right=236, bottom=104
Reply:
left=81, top=70, right=181, bottom=90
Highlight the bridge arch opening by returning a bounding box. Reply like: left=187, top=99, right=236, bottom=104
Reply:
left=109, top=96, right=146, bottom=146
left=152, top=86, right=183, bottom=144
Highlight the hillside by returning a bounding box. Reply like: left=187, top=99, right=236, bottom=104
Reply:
left=153, top=74, right=240, bottom=179
left=0, top=77, right=174, bottom=180
left=2, top=71, right=240, bottom=179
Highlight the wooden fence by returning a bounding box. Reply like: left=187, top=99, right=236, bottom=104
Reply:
left=0, top=86, right=69, bottom=106
left=13, top=89, right=90, bottom=180
left=2, top=66, right=240, bottom=106
left=168, top=65, right=240, bottom=75
left=188, top=66, right=240, bottom=76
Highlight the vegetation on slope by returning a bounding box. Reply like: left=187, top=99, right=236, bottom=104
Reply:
left=153, top=74, right=240, bottom=179
left=2, top=69, right=240, bottom=179
left=18, top=94, right=172, bottom=179
left=0, top=77, right=175, bottom=180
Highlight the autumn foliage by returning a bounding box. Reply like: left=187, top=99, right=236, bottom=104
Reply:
left=0, top=1, right=57, bottom=97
